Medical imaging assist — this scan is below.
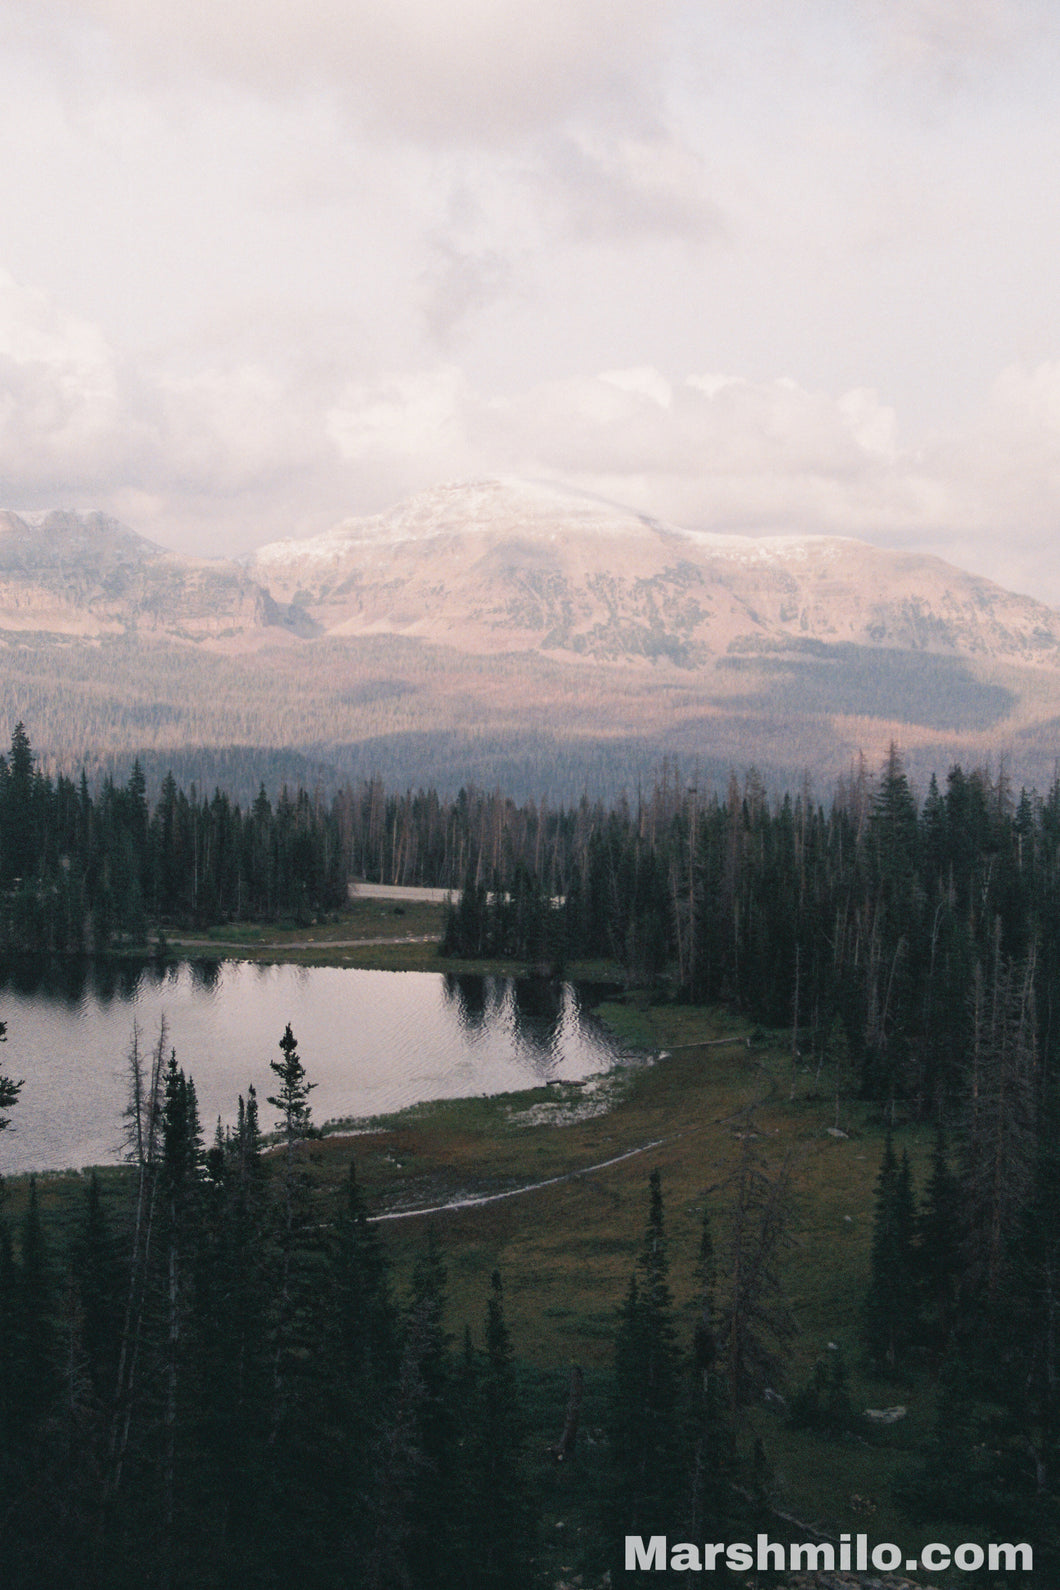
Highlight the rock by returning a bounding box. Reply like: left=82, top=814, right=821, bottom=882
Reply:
left=863, top=1404, right=907, bottom=1423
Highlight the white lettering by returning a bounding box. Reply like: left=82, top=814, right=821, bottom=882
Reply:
left=921, top=1543, right=950, bottom=1571
left=701, top=1544, right=725, bottom=1569
left=756, top=1534, right=785, bottom=1569
left=990, top=1544, right=1033, bottom=1571
left=669, top=1543, right=701, bottom=1572
left=872, top=1542, right=902, bottom=1571
left=790, top=1543, right=836, bottom=1571
left=726, top=1542, right=753, bottom=1572
left=625, top=1536, right=666, bottom=1571
left=955, top=1543, right=985, bottom=1571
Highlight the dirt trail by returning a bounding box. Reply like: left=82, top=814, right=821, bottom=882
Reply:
left=368, top=1046, right=774, bottom=1224
left=166, top=933, right=438, bottom=952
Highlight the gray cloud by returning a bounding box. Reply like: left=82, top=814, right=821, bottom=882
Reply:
left=537, top=131, right=725, bottom=245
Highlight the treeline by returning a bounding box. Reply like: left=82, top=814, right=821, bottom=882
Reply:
left=441, top=748, right=1060, bottom=1115
left=858, top=1118, right=1059, bottom=1575
left=0, top=723, right=347, bottom=945
left=0, top=1029, right=811, bottom=1590
left=0, top=1026, right=538, bottom=1589
left=12, top=716, right=1060, bottom=1121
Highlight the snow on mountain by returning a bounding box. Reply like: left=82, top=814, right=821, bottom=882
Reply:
left=245, top=478, right=1060, bottom=668
left=4, top=481, right=1060, bottom=671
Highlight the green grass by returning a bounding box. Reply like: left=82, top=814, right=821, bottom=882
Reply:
left=300, top=1007, right=960, bottom=1578
left=4, top=997, right=965, bottom=1583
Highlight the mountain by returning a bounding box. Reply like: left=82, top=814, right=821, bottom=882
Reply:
left=248, top=478, right=1060, bottom=666
left=0, top=508, right=281, bottom=640
left=1, top=480, right=1059, bottom=799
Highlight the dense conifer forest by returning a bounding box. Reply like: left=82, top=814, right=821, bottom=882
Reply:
left=8, top=718, right=1060, bottom=1118
left=1, top=723, right=1059, bottom=1584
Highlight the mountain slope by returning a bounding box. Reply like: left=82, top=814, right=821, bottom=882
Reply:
left=1, top=480, right=1059, bottom=796
left=248, top=479, right=1060, bottom=668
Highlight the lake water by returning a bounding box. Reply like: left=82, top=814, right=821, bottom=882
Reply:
left=0, top=958, right=627, bottom=1175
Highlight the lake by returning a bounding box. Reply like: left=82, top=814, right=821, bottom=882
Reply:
left=0, top=958, right=628, bottom=1175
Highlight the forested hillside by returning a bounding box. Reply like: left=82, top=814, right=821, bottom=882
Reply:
left=5, top=721, right=1060, bottom=1125
left=2, top=723, right=1060, bottom=1584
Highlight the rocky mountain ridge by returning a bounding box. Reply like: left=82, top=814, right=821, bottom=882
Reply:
left=3, top=480, right=1059, bottom=671
left=2, top=480, right=1059, bottom=797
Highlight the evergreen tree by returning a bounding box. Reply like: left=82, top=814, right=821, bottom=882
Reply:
left=195, top=1088, right=272, bottom=1584
left=718, top=1138, right=795, bottom=1410
left=863, top=1134, right=918, bottom=1369
left=72, top=1171, right=124, bottom=1402
left=608, top=1170, right=684, bottom=1587
left=916, top=1124, right=962, bottom=1356
left=464, top=1271, right=534, bottom=1590
left=364, top=1233, right=457, bottom=1590
left=0, top=1020, right=22, bottom=1136
left=158, top=1053, right=203, bottom=1564
left=330, top=1160, right=400, bottom=1570
left=686, top=1206, right=738, bottom=1542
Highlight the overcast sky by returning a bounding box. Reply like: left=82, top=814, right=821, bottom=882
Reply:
left=2, top=1, right=1060, bottom=599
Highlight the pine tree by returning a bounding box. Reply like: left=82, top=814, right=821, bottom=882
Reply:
left=0, top=1019, right=23, bottom=1136
left=608, top=1170, right=684, bottom=1587
left=195, top=1087, right=271, bottom=1582
left=364, top=1233, right=457, bottom=1590
left=686, top=1205, right=738, bottom=1542
left=158, top=1052, right=203, bottom=1561
left=465, top=1271, right=534, bottom=1590
left=15, top=1177, right=58, bottom=1437
left=962, top=944, right=1039, bottom=1300
left=916, top=1124, right=962, bottom=1356
left=330, top=1159, right=399, bottom=1566
left=863, top=1134, right=918, bottom=1369
left=268, top=1023, right=316, bottom=1156
left=73, top=1171, right=124, bottom=1401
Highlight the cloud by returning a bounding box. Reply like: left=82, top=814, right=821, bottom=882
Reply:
left=866, top=0, right=1027, bottom=75
left=0, top=270, right=138, bottom=492
left=537, top=130, right=724, bottom=244
left=21, top=0, right=673, bottom=142
left=0, top=271, right=342, bottom=546
left=7, top=262, right=1060, bottom=603
left=322, top=364, right=935, bottom=537
left=420, top=241, right=516, bottom=346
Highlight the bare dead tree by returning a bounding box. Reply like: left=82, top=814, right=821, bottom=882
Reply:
left=718, top=1134, right=796, bottom=1416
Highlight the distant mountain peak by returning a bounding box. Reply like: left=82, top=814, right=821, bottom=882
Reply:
left=5, top=479, right=1060, bottom=794
left=0, top=507, right=165, bottom=573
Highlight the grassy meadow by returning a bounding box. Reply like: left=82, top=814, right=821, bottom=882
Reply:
left=6, top=915, right=967, bottom=1584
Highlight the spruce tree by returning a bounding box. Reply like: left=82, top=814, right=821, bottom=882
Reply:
left=0, top=1019, right=23, bottom=1136
left=465, top=1271, right=534, bottom=1590
left=73, top=1171, right=124, bottom=1401
left=916, top=1124, right=962, bottom=1355
left=364, top=1233, right=457, bottom=1590
left=686, top=1205, right=738, bottom=1542
left=158, top=1053, right=203, bottom=1562
left=608, top=1170, right=684, bottom=1587
left=718, top=1138, right=795, bottom=1410
left=863, top=1134, right=918, bottom=1369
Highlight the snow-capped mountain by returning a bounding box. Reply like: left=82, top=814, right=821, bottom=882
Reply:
left=2, top=479, right=1060, bottom=794
left=246, top=478, right=1060, bottom=667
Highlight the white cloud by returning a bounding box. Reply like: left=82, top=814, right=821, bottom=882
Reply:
left=19, top=0, right=673, bottom=142
left=7, top=278, right=1060, bottom=603
left=317, top=364, right=934, bottom=538
left=0, top=270, right=136, bottom=490
left=866, top=0, right=1027, bottom=76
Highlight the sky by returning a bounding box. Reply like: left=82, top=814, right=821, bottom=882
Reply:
left=2, top=1, right=1060, bottom=599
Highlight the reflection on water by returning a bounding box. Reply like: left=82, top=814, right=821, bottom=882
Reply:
left=0, top=958, right=625, bottom=1175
